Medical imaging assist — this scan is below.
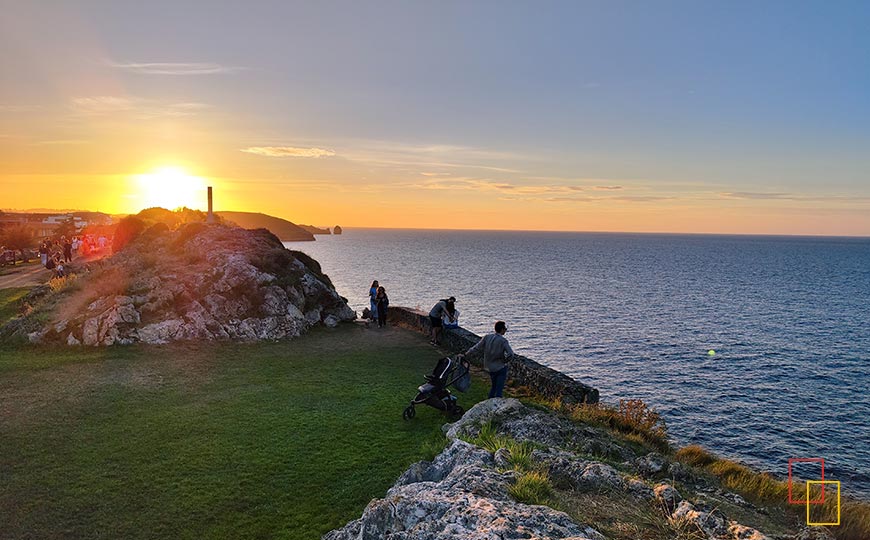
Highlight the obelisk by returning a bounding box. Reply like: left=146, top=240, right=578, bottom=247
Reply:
left=207, top=186, right=215, bottom=223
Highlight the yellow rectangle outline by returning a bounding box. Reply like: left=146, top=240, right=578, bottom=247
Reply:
left=806, top=480, right=840, bottom=526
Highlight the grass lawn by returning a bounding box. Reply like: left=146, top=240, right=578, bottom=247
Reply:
left=0, top=323, right=490, bottom=539
left=0, top=286, right=31, bottom=325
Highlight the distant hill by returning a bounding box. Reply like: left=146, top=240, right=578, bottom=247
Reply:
left=298, top=224, right=331, bottom=235
left=216, top=211, right=314, bottom=242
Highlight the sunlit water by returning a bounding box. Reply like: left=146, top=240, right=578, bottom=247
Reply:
left=286, top=229, right=870, bottom=498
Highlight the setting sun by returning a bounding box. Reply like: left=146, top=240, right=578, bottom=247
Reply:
left=133, top=167, right=208, bottom=211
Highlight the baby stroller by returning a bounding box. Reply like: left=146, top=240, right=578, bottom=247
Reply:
left=403, top=356, right=470, bottom=420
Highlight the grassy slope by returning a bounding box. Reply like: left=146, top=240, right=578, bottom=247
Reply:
left=0, top=324, right=488, bottom=540
left=0, top=286, right=30, bottom=325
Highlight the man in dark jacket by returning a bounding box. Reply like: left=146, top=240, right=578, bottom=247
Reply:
left=463, top=321, right=514, bottom=398
left=428, top=296, right=455, bottom=345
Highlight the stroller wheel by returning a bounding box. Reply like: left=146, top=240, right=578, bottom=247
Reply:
left=448, top=405, right=464, bottom=420
left=403, top=405, right=416, bottom=420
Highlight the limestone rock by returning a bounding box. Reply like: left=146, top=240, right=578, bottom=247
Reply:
left=635, top=452, right=668, bottom=477
left=443, top=398, right=526, bottom=440
left=653, top=483, right=682, bottom=511
left=493, top=447, right=512, bottom=469
left=671, top=500, right=727, bottom=538
left=728, top=522, right=770, bottom=540
left=324, top=440, right=603, bottom=540
left=9, top=224, right=356, bottom=345
left=626, top=478, right=654, bottom=500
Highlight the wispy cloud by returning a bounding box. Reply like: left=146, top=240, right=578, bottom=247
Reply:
left=70, top=96, right=211, bottom=118
left=719, top=191, right=870, bottom=204
left=719, top=191, right=793, bottom=200
left=406, top=177, right=605, bottom=195
left=0, top=104, right=43, bottom=113
left=33, top=139, right=89, bottom=146
left=109, top=61, right=241, bottom=75
left=240, top=146, right=336, bottom=158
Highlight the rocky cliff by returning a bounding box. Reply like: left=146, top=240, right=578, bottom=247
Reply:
left=325, top=399, right=830, bottom=540
left=216, top=211, right=315, bottom=241
left=12, top=223, right=355, bottom=345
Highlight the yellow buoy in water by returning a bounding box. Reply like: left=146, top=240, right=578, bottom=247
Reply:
left=708, top=349, right=716, bottom=356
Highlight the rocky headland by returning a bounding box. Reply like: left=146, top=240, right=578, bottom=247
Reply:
left=3, top=222, right=355, bottom=345
left=325, top=398, right=836, bottom=540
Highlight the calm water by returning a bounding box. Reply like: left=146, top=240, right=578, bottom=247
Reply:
left=286, top=229, right=870, bottom=498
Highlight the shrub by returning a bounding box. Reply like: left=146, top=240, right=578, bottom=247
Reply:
left=674, top=445, right=717, bottom=467
left=568, top=399, right=669, bottom=452
left=48, top=274, right=78, bottom=293
left=508, top=471, right=552, bottom=505
left=112, top=216, right=146, bottom=253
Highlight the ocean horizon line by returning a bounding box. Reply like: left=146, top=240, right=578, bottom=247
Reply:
left=317, top=226, right=870, bottom=240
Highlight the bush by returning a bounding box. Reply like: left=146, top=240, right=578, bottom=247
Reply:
left=568, top=399, right=669, bottom=452
left=113, top=217, right=146, bottom=253
left=48, top=274, right=78, bottom=293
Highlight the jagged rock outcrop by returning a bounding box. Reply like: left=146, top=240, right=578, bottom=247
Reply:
left=325, top=399, right=793, bottom=540
left=323, top=439, right=605, bottom=540
left=18, top=223, right=355, bottom=345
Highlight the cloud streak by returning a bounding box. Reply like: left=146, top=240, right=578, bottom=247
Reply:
left=70, top=96, right=212, bottom=118
left=109, top=61, right=241, bottom=75
left=240, top=146, right=336, bottom=158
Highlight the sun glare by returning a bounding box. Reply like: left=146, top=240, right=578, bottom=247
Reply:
left=134, top=167, right=208, bottom=211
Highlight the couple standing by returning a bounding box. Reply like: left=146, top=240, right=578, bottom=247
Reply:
left=368, top=280, right=389, bottom=327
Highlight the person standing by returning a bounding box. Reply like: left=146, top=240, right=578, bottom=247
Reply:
left=376, top=286, right=389, bottom=328
left=39, top=240, right=49, bottom=267
left=369, top=280, right=379, bottom=323
left=62, top=236, right=73, bottom=263
left=462, top=321, right=514, bottom=398
left=428, top=297, right=455, bottom=345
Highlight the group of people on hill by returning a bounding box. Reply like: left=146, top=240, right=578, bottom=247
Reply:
left=36, top=233, right=107, bottom=278
left=366, top=282, right=512, bottom=398
left=38, top=236, right=73, bottom=278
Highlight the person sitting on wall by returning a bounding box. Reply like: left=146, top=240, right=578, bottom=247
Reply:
left=428, top=296, right=455, bottom=345
left=443, top=303, right=460, bottom=329
left=461, top=320, right=514, bottom=399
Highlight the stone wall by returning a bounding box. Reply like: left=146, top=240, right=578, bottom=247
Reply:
left=389, top=306, right=599, bottom=404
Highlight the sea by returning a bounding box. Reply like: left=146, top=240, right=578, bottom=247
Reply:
left=285, top=229, right=870, bottom=498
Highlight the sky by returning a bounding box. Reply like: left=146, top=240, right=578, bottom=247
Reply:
left=1, top=0, right=869, bottom=235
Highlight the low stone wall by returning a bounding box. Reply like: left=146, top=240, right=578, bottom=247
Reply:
left=389, top=306, right=599, bottom=404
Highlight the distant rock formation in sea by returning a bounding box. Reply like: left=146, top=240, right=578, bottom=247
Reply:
left=333, top=225, right=343, bottom=235
left=6, top=223, right=355, bottom=345
left=216, top=211, right=315, bottom=241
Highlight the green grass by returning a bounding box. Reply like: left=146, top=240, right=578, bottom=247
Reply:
left=508, top=471, right=552, bottom=505
left=0, top=324, right=490, bottom=539
left=0, top=286, right=31, bottom=325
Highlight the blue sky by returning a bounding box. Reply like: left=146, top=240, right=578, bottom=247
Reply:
left=1, top=1, right=868, bottom=233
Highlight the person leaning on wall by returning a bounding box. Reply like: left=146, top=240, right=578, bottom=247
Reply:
left=461, top=320, right=513, bottom=398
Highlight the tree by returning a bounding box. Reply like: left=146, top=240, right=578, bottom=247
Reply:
left=0, top=225, right=35, bottom=262
left=56, top=217, right=77, bottom=240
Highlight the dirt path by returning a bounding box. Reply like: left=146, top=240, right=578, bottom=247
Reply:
left=0, top=263, right=48, bottom=289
